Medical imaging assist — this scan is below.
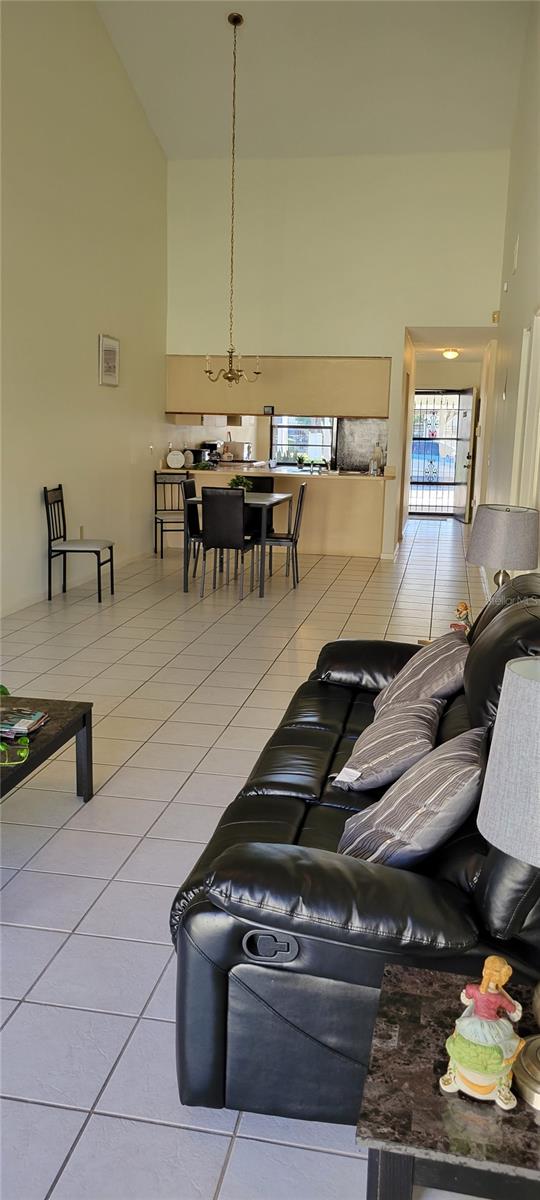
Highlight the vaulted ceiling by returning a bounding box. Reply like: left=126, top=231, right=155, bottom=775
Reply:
left=98, top=0, right=529, bottom=159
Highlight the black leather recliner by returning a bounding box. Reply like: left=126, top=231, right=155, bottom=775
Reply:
left=170, top=574, right=540, bottom=1125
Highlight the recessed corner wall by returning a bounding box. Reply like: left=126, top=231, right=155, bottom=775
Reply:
left=1, top=1, right=167, bottom=615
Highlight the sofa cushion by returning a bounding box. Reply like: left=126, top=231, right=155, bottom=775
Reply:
left=333, top=698, right=445, bottom=792
left=280, top=679, right=354, bottom=734
left=373, top=630, right=469, bottom=714
left=338, top=727, right=488, bottom=867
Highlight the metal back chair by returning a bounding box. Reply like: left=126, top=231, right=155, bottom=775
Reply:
left=263, top=483, right=307, bottom=588
left=200, top=488, right=254, bottom=598
left=181, top=479, right=203, bottom=578
left=43, top=484, right=114, bottom=603
left=154, top=471, right=187, bottom=558
left=245, top=476, right=275, bottom=539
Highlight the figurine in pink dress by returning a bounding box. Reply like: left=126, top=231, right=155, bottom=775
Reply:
left=440, top=956, right=525, bottom=1110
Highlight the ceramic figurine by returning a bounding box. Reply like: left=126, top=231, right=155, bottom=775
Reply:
left=440, top=956, right=525, bottom=1110
left=450, top=601, right=472, bottom=634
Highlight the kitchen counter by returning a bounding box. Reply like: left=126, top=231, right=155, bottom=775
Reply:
left=188, top=466, right=385, bottom=557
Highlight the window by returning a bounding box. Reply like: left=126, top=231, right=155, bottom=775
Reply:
left=271, top=416, right=336, bottom=465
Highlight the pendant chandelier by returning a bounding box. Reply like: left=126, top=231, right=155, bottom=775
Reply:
left=205, top=13, right=261, bottom=386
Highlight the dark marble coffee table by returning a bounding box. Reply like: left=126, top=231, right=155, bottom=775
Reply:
left=0, top=696, right=93, bottom=802
left=357, top=964, right=539, bottom=1200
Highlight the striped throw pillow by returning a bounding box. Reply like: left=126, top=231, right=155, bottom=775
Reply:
left=338, top=727, right=488, bottom=866
left=333, top=698, right=445, bottom=791
left=373, top=629, right=469, bottom=715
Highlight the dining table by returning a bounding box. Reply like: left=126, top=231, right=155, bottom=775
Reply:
left=183, top=491, right=293, bottom=598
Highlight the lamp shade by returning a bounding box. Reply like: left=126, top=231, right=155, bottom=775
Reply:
left=466, top=504, right=539, bottom=569
left=477, top=657, right=540, bottom=867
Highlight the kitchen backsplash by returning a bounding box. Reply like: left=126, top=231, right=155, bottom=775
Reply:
left=336, top=418, right=388, bottom=472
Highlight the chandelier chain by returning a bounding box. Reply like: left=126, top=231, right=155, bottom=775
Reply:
left=228, top=22, right=237, bottom=352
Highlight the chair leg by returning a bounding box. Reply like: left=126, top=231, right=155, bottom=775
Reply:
left=240, top=552, right=245, bottom=600
left=47, top=554, right=52, bottom=601
left=294, top=545, right=300, bottom=586
left=62, top=554, right=67, bottom=594
left=269, top=546, right=273, bottom=577
left=212, top=549, right=218, bottom=590
left=200, top=551, right=207, bottom=599
left=285, top=547, right=291, bottom=577
left=110, top=547, right=114, bottom=595
left=234, top=550, right=239, bottom=578
left=160, top=522, right=164, bottom=560
left=154, top=520, right=157, bottom=554
left=250, top=547, right=255, bottom=592
left=96, top=554, right=102, bottom=603
left=193, top=544, right=200, bottom=578
left=226, top=550, right=231, bottom=585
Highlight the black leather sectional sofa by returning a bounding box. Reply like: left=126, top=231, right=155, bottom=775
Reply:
left=170, top=573, right=540, bottom=1125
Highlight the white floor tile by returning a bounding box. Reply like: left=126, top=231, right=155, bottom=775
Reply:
left=28, top=933, right=169, bottom=1015
left=0, top=871, right=106, bottom=931
left=77, top=880, right=177, bottom=944
left=97, top=1017, right=238, bottom=1131
left=0, top=926, right=67, bottom=998
left=49, top=1114, right=230, bottom=1200
left=26, top=829, right=138, bottom=879
left=0, top=1001, right=133, bottom=1106
left=0, top=1099, right=86, bottom=1200
left=116, top=838, right=204, bottom=886
left=219, top=1137, right=367, bottom=1200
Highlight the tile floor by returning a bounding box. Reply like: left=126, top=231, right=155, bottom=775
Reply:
left=1, top=519, right=488, bottom=1200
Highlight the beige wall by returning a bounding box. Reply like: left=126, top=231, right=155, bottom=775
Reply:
left=168, top=150, right=508, bottom=555
left=415, top=361, right=482, bottom=391
left=1, top=1, right=167, bottom=614
left=487, top=2, right=540, bottom=507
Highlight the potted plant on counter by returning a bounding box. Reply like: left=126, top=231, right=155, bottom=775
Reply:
left=228, top=475, right=254, bottom=491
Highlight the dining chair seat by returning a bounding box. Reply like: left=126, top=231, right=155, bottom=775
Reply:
left=59, top=539, right=114, bottom=552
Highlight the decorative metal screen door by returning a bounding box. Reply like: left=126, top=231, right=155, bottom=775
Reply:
left=409, top=390, right=476, bottom=517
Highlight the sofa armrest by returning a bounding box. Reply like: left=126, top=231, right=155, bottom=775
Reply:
left=198, top=843, right=479, bottom=955
left=313, top=639, right=419, bottom=690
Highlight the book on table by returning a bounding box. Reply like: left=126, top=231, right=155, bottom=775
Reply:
left=0, top=708, right=48, bottom=740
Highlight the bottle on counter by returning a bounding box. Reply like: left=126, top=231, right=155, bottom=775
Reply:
left=369, top=441, right=384, bottom=476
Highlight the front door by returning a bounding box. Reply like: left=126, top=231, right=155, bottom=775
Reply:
left=409, top=389, right=478, bottom=520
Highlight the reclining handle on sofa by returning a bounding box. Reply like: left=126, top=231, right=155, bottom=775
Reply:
left=197, top=842, right=479, bottom=956
left=313, top=639, right=419, bottom=690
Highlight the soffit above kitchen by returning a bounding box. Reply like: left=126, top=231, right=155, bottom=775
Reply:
left=98, top=0, right=528, bottom=159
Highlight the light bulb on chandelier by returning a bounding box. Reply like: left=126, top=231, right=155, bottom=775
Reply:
left=204, top=14, right=261, bottom=386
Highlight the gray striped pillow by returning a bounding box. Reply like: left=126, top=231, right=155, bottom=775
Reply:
left=333, top=699, right=445, bottom=791
left=373, top=630, right=469, bottom=715
left=338, top=727, right=488, bottom=866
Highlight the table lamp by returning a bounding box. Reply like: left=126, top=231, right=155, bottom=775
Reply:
left=476, top=657, right=540, bottom=1109
left=466, top=504, right=539, bottom=588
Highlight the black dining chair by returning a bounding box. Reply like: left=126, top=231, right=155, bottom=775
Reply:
left=200, top=488, right=254, bottom=599
left=244, top=476, right=276, bottom=572
left=181, top=479, right=203, bottom=578
left=43, top=484, right=114, bottom=602
left=154, top=471, right=187, bottom=558
left=256, top=482, right=307, bottom=588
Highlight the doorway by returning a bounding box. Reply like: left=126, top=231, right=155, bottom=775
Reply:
left=408, top=389, right=478, bottom=519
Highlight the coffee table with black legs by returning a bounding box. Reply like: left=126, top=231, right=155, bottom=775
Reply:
left=357, top=965, right=539, bottom=1200
left=0, top=696, right=93, bottom=802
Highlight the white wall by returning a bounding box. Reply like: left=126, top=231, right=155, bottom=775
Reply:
left=1, top=2, right=167, bottom=614
left=487, top=2, right=540, bottom=507
left=167, top=150, right=508, bottom=554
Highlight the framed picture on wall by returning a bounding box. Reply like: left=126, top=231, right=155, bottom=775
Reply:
left=98, top=334, right=120, bottom=386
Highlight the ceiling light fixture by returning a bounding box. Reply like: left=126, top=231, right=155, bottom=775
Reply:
left=205, top=13, right=261, bottom=387
left=442, top=348, right=460, bottom=360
